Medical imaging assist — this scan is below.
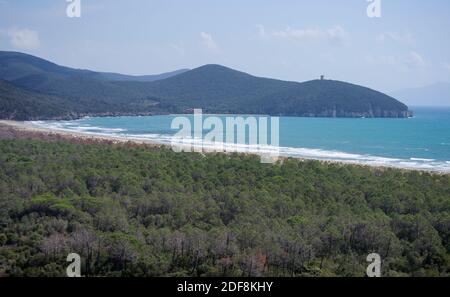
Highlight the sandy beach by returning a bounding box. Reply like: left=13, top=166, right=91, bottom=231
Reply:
left=0, top=119, right=448, bottom=175
left=0, top=120, right=161, bottom=145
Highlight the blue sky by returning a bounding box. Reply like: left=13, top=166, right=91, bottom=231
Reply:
left=1, top=0, right=450, bottom=93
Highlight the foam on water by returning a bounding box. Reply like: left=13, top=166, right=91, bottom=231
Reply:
left=29, top=115, right=450, bottom=173
left=31, top=121, right=126, bottom=134
left=410, top=158, right=436, bottom=162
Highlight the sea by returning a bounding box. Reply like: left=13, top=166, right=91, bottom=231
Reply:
left=29, top=107, right=450, bottom=173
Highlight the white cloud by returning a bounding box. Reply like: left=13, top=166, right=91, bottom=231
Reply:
left=260, top=25, right=349, bottom=45
left=365, top=51, right=427, bottom=69
left=200, top=32, right=220, bottom=53
left=405, top=51, right=425, bottom=68
left=377, top=32, right=415, bottom=44
left=272, top=27, right=323, bottom=39
left=256, top=24, right=267, bottom=39
left=7, top=28, right=40, bottom=50
left=326, top=26, right=349, bottom=45
left=366, top=55, right=398, bottom=67
left=171, top=41, right=185, bottom=57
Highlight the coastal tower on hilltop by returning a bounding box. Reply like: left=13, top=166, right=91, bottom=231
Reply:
left=320, top=75, right=325, bottom=80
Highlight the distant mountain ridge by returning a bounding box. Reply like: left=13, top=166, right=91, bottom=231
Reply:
left=0, top=51, right=412, bottom=120
left=0, top=51, right=189, bottom=82
left=97, top=69, right=190, bottom=82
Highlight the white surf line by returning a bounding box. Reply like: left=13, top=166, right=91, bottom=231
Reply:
left=17, top=120, right=450, bottom=174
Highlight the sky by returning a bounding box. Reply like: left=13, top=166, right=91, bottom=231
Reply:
left=1, top=0, right=450, bottom=94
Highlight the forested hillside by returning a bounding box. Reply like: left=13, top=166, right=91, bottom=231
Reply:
left=0, top=51, right=187, bottom=83
left=0, top=80, right=164, bottom=120
left=0, top=80, right=72, bottom=120
left=0, top=137, right=448, bottom=277
left=0, top=51, right=185, bottom=119
left=0, top=51, right=411, bottom=120
left=128, top=64, right=411, bottom=117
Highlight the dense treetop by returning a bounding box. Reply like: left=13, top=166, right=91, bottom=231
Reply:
left=0, top=137, right=448, bottom=276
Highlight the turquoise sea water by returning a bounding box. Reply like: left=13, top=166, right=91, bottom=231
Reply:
left=31, top=107, right=450, bottom=172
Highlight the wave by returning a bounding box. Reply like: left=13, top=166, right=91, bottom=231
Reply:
left=31, top=121, right=126, bottom=134
left=130, top=135, right=450, bottom=172
left=29, top=121, right=450, bottom=173
left=410, top=158, right=436, bottom=162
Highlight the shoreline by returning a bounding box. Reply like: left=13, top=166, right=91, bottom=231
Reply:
left=0, top=120, right=161, bottom=146
left=0, top=120, right=448, bottom=175
left=5, top=109, right=415, bottom=121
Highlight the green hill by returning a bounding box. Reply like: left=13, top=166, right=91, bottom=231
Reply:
left=124, top=64, right=411, bottom=117
left=0, top=51, right=188, bottom=82
left=0, top=51, right=182, bottom=103
left=0, top=51, right=412, bottom=120
left=0, top=80, right=73, bottom=120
